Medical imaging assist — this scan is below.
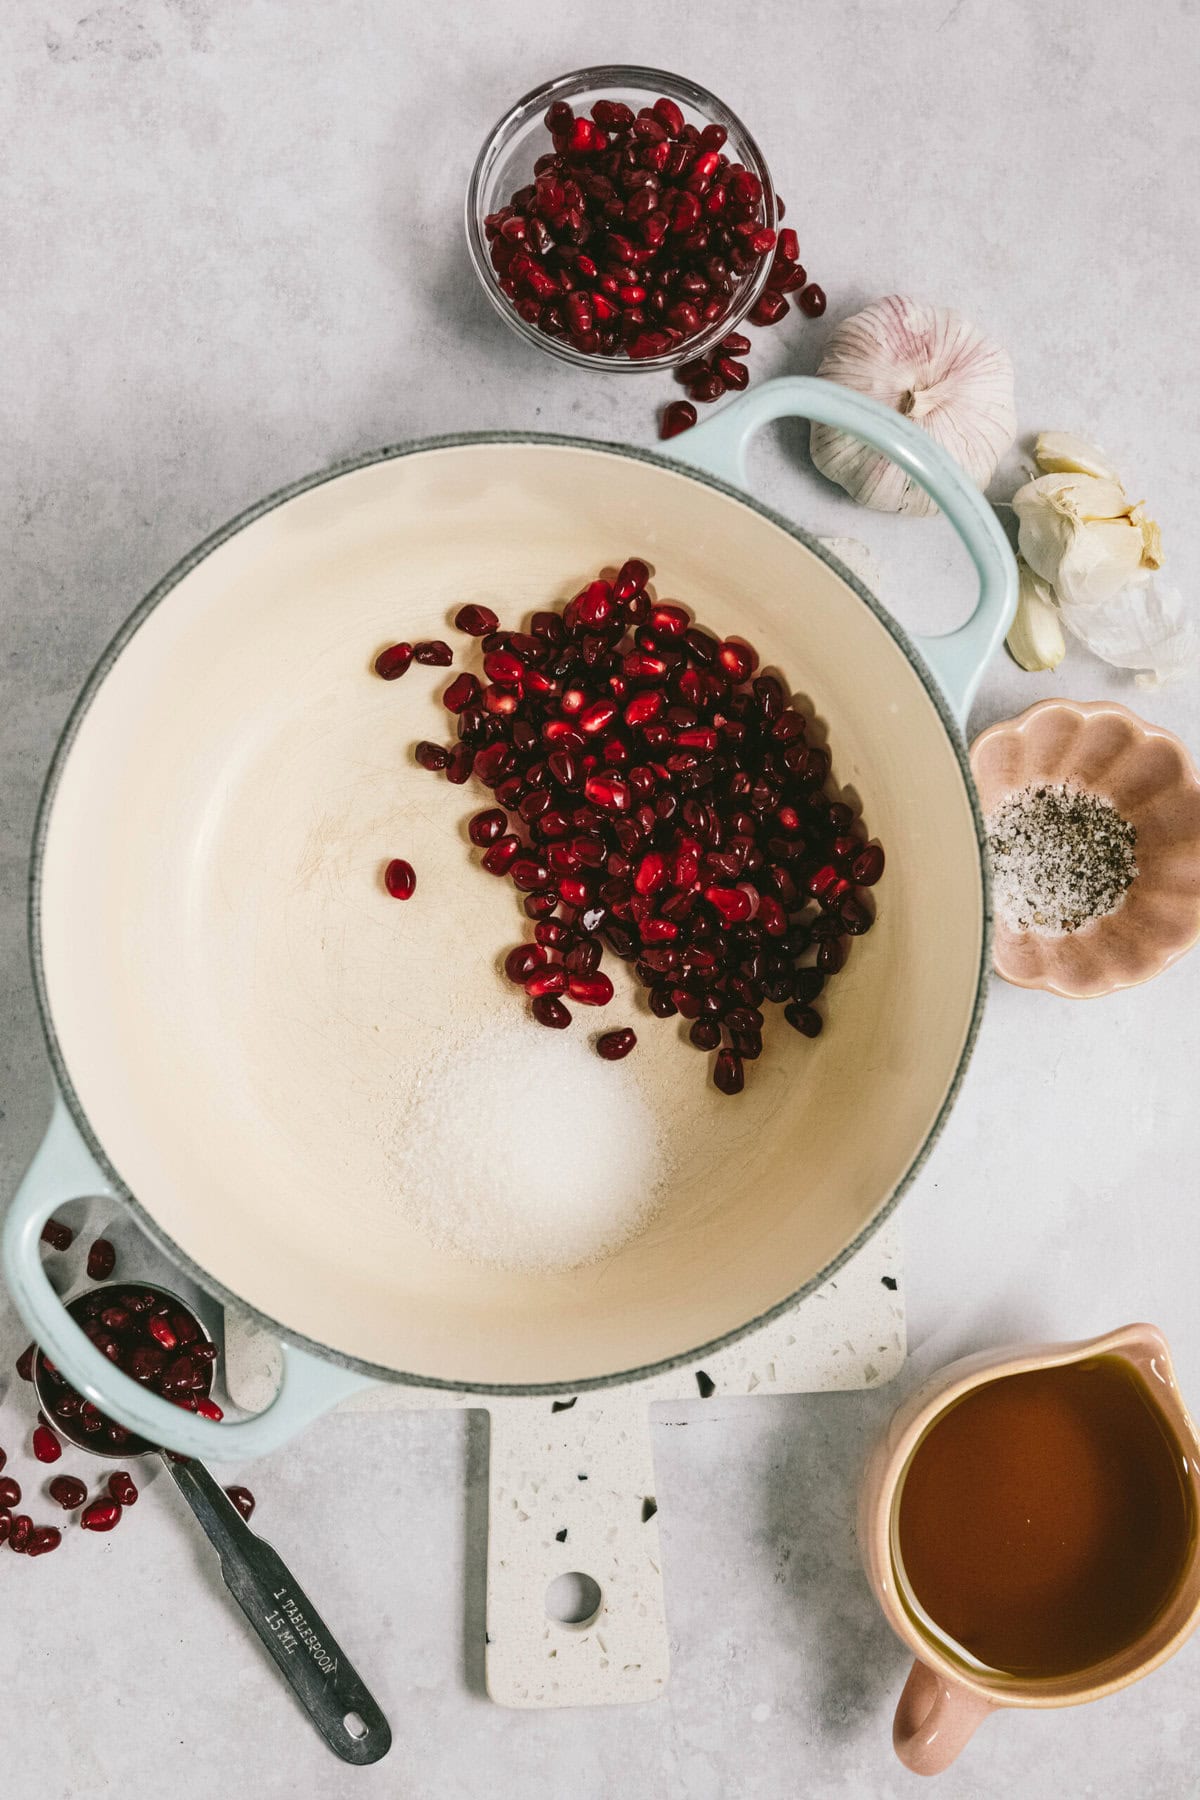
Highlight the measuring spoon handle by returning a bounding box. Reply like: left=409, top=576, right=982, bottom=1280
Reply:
left=164, top=1457, right=391, bottom=1765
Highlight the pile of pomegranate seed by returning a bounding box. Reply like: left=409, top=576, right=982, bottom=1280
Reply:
left=393, top=558, right=883, bottom=1095
left=2, top=1234, right=256, bottom=1559
left=481, top=94, right=827, bottom=435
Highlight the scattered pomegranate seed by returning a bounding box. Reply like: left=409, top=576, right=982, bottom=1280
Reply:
left=454, top=603, right=499, bottom=636
left=108, top=1471, right=138, bottom=1507
left=660, top=401, right=698, bottom=439
left=48, top=1475, right=88, bottom=1509
left=565, top=971, right=613, bottom=1006
left=384, top=858, right=417, bottom=900
left=596, top=1028, right=637, bottom=1060
left=749, top=289, right=787, bottom=326
left=0, top=1446, right=5, bottom=1473
left=443, top=672, right=481, bottom=713
left=851, top=843, right=884, bottom=885
left=0, top=1477, right=21, bottom=1508
left=86, top=1238, right=116, bottom=1280
left=81, top=1499, right=122, bottom=1532
left=505, top=943, right=547, bottom=984
left=27, top=1527, right=62, bottom=1557
left=374, top=642, right=413, bottom=680
left=31, top=1425, right=61, bottom=1464
left=415, top=741, right=449, bottom=772
left=798, top=283, right=827, bottom=317
left=225, top=1484, right=256, bottom=1522
left=40, top=1218, right=73, bottom=1252
left=413, top=640, right=453, bottom=666
left=784, top=1003, right=823, bottom=1036
left=9, top=1514, right=34, bottom=1552
left=400, top=563, right=880, bottom=1087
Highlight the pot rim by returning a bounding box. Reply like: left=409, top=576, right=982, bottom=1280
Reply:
left=26, top=429, right=993, bottom=1396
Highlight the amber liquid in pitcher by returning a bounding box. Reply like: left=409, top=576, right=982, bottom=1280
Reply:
left=896, top=1357, right=1195, bottom=1679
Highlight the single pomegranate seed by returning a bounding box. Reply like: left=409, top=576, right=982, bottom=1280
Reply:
left=454, top=603, right=499, bottom=636
left=108, top=1471, right=139, bottom=1507
left=9, top=1514, right=34, bottom=1553
left=840, top=894, right=873, bottom=935
left=79, top=1403, right=104, bottom=1435
left=16, top=1344, right=35, bottom=1382
left=525, top=967, right=567, bottom=999
left=532, top=994, right=571, bottom=1029
left=86, top=1238, right=116, bottom=1280
left=81, top=1499, right=122, bottom=1532
left=195, top=1397, right=224, bottom=1421
left=583, top=775, right=631, bottom=812
left=817, top=939, right=846, bottom=974
left=717, top=639, right=757, bottom=680
left=225, top=1484, right=256, bottom=1521
left=785, top=1004, right=823, bottom=1037
left=613, top=558, right=650, bottom=601
left=374, top=642, right=413, bottom=680
left=40, top=1218, right=73, bottom=1251
left=660, top=401, right=698, bottom=439
left=715, top=356, right=749, bottom=391
left=704, top=886, right=753, bottom=925
left=446, top=744, right=474, bottom=784
left=32, top=1425, right=61, bottom=1464
left=27, top=1527, right=62, bottom=1557
left=468, top=808, right=507, bottom=846
left=750, top=289, right=787, bottom=326
left=384, top=858, right=416, bottom=899
left=505, top=943, right=547, bottom=984
left=0, top=1477, right=20, bottom=1508
left=443, top=672, right=481, bottom=713
left=798, top=283, right=827, bottom=317
left=413, top=640, right=453, bottom=666
left=148, top=1316, right=177, bottom=1351
left=567, top=972, right=614, bottom=1006
left=482, top=835, right=521, bottom=875
left=596, top=1028, right=637, bottom=1060
left=48, top=1474, right=88, bottom=1510
left=713, top=1048, right=744, bottom=1095
left=689, top=1018, right=721, bottom=1051
left=0, top=1447, right=5, bottom=1473
left=579, top=699, right=617, bottom=734
left=851, top=843, right=885, bottom=885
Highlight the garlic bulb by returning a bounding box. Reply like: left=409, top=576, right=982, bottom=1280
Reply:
left=810, top=296, right=1016, bottom=516
left=1006, top=559, right=1066, bottom=672
left=1013, top=470, right=1162, bottom=610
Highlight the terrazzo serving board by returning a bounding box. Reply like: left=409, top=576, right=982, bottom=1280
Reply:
left=223, top=1221, right=903, bottom=1710
left=225, top=537, right=908, bottom=1710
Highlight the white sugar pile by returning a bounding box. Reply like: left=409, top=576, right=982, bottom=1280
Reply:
left=384, top=1010, right=674, bottom=1272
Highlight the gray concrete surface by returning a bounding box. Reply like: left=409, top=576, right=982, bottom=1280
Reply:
left=2, top=3, right=1198, bottom=1796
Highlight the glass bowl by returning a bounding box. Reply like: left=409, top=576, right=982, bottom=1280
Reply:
left=465, top=64, right=778, bottom=373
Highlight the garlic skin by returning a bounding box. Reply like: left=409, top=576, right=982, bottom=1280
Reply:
left=1013, top=471, right=1162, bottom=609
left=1006, top=559, right=1066, bottom=672
left=1058, top=577, right=1198, bottom=689
left=810, top=296, right=1016, bottom=516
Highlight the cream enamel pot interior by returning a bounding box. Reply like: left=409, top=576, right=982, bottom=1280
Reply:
left=4, top=379, right=1017, bottom=1459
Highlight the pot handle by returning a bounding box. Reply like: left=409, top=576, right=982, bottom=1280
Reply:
left=665, top=376, right=1018, bottom=729
left=893, top=1658, right=995, bottom=1775
left=3, top=1099, right=373, bottom=1460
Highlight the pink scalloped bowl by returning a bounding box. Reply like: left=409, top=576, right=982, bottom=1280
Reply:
left=970, top=700, right=1200, bottom=998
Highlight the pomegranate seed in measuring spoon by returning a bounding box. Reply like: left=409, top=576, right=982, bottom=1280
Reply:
left=41, top=1219, right=73, bottom=1251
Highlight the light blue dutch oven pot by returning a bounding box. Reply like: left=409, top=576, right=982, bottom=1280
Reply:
left=5, top=380, right=1016, bottom=1459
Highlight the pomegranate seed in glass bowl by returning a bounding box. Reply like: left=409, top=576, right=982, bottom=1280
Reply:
left=465, top=65, right=778, bottom=373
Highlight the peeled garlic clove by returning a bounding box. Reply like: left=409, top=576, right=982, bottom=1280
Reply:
left=809, top=296, right=1016, bottom=516
left=1034, top=432, right=1122, bottom=482
left=1006, top=560, right=1066, bottom=671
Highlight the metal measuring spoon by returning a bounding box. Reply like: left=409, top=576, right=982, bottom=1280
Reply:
left=34, top=1281, right=391, bottom=1766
